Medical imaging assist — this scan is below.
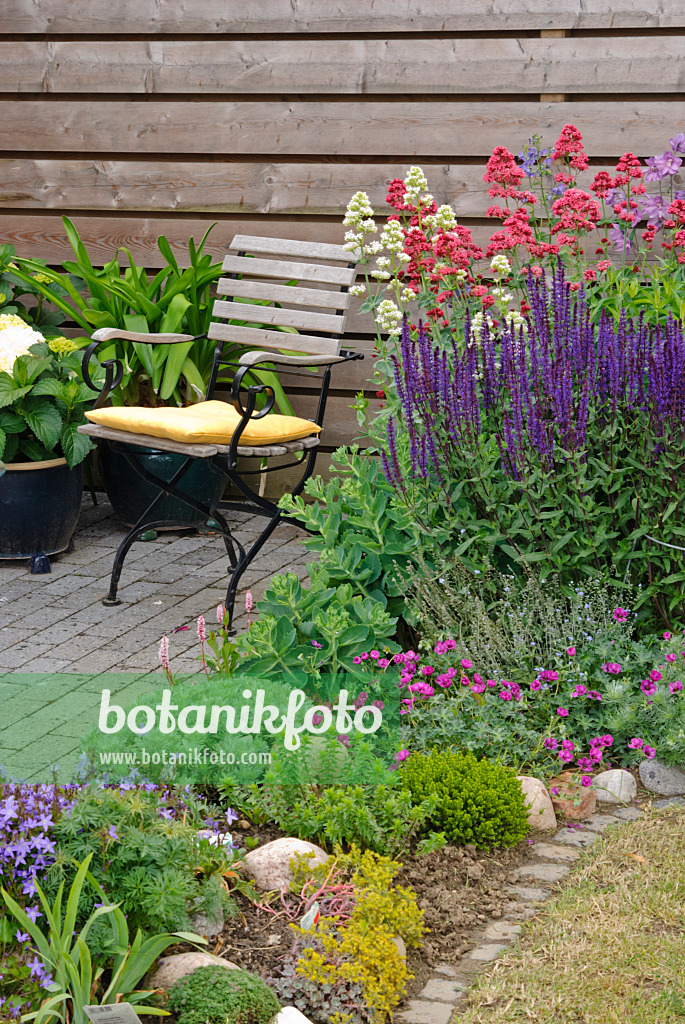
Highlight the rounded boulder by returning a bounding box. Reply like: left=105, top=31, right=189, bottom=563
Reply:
left=243, top=838, right=329, bottom=891
left=517, top=776, right=557, bottom=831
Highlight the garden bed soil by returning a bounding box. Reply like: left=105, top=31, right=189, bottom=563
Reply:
left=206, top=821, right=552, bottom=998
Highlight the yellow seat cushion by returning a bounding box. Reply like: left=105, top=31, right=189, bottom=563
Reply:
left=85, top=400, right=320, bottom=446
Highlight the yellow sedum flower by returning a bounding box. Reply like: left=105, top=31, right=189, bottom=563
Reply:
left=48, top=336, right=79, bottom=356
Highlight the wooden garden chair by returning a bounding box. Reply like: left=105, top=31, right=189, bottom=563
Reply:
left=77, top=235, right=361, bottom=631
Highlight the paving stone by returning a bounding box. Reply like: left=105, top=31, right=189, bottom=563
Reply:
left=506, top=884, right=551, bottom=901
left=418, top=979, right=467, bottom=1001
left=582, top=813, right=622, bottom=832
left=531, top=842, right=581, bottom=862
left=552, top=828, right=600, bottom=848
left=468, top=943, right=508, bottom=961
left=504, top=901, right=539, bottom=921
left=397, top=1000, right=454, bottom=1024
left=652, top=796, right=685, bottom=809
left=611, top=806, right=644, bottom=821
left=483, top=920, right=522, bottom=941
left=517, top=862, right=570, bottom=883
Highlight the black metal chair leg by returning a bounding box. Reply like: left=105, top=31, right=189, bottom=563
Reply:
left=223, top=510, right=284, bottom=633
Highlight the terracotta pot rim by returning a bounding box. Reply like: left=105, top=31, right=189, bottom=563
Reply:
left=3, top=457, right=68, bottom=472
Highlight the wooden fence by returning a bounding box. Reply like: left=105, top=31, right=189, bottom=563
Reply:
left=2, top=1, right=685, bottom=482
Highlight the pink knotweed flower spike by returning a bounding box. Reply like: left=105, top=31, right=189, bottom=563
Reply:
left=217, top=603, right=224, bottom=624
left=197, top=615, right=209, bottom=677
left=159, top=635, right=174, bottom=685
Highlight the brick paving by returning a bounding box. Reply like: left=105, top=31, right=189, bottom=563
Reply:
left=0, top=495, right=310, bottom=780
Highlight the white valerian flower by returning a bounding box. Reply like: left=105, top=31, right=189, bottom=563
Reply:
left=420, top=193, right=434, bottom=206
left=0, top=323, right=44, bottom=374
left=505, top=309, right=529, bottom=332
left=490, top=254, right=512, bottom=275
left=493, top=288, right=514, bottom=305
left=371, top=270, right=391, bottom=281
left=425, top=204, right=458, bottom=232
left=397, top=252, right=411, bottom=264
left=343, top=191, right=376, bottom=229
left=400, top=287, right=417, bottom=303
left=365, top=240, right=383, bottom=255
left=349, top=284, right=366, bottom=297
left=376, top=298, right=403, bottom=335
left=379, top=219, right=405, bottom=253
left=343, top=230, right=364, bottom=257
left=376, top=256, right=391, bottom=269
left=403, top=166, right=429, bottom=206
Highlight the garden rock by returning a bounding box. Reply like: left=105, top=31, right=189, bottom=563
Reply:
left=242, top=838, right=329, bottom=891
left=516, top=776, right=557, bottom=831
left=149, top=952, right=239, bottom=991
left=639, top=758, right=685, bottom=796
left=275, top=1009, right=315, bottom=1024
left=548, top=774, right=596, bottom=820
left=592, top=769, right=637, bottom=804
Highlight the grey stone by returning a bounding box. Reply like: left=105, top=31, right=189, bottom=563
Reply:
left=553, top=828, right=600, bottom=848
left=517, top=775, right=557, bottom=831
left=505, top=902, right=538, bottom=921
left=468, top=943, right=508, bottom=961
left=593, top=768, right=637, bottom=804
left=507, top=884, right=551, bottom=901
left=433, top=964, right=460, bottom=978
left=517, top=863, right=570, bottom=883
left=149, top=952, right=239, bottom=990
left=611, top=806, right=644, bottom=821
left=418, top=979, right=467, bottom=1001
left=639, top=758, right=685, bottom=797
left=189, top=906, right=224, bottom=938
left=652, top=796, right=685, bottom=809
left=583, top=814, right=622, bottom=832
left=531, top=842, right=580, bottom=862
left=398, top=1000, right=454, bottom=1024
left=243, top=837, right=329, bottom=891
left=483, top=920, right=521, bottom=941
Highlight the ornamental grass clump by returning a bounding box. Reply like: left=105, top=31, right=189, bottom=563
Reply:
left=401, top=749, right=529, bottom=848
left=382, top=264, right=685, bottom=626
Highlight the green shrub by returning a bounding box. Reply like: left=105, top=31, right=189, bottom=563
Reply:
left=167, top=965, right=280, bottom=1024
left=401, top=749, right=529, bottom=848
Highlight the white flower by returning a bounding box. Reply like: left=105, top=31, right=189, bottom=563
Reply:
left=400, top=287, right=417, bottom=303
left=379, top=219, right=405, bottom=254
left=490, top=254, right=512, bottom=275
left=425, top=205, right=458, bottom=232
left=349, top=284, right=366, bottom=297
left=366, top=240, right=383, bottom=255
left=403, top=166, right=429, bottom=205
left=343, top=191, right=376, bottom=229
left=376, top=299, right=403, bottom=334
left=0, top=324, right=44, bottom=374
left=376, top=256, right=391, bottom=269
left=371, top=270, right=391, bottom=281
left=421, top=193, right=434, bottom=206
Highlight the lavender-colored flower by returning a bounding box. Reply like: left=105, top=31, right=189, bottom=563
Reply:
left=609, top=224, right=632, bottom=253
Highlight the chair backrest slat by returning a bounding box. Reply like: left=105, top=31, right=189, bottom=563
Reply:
left=207, top=321, right=342, bottom=357
left=212, top=299, right=343, bottom=334
left=230, top=234, right=351, bottom=263
left=216, top=277, right=352, bottom=311
left=210, top=234, right=355, bottom=360
left=221, top=255, right=356, bottom=286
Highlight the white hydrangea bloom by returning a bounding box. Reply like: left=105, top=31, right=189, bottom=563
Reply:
left=0, top=323, right=44, bottom=374
left=490, top=254, right=512, bottom=275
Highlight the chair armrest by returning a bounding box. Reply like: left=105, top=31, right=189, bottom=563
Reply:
left=237, top=349, right=358, bottom=368
left=91, top=328, right=197, bottom=344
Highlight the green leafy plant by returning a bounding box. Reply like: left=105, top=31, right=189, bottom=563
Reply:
left=0, top=244, right=83, bottom=334
left=279, top=447, right=422, bottom=621
left=0, top=329, right=96, bottom=467
left=401, top=749, right=530, bottom=848
left=2, top=854, right=204, bottom=1024
left=45, top=785, right=234, bottom=936
left=167, top=965, right=280, bottom=1024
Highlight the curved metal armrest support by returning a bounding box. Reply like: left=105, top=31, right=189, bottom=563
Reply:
left=230, top=367, right=275, bottom=420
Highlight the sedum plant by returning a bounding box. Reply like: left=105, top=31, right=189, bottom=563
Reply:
left=0, top=320, right=96, bottom=467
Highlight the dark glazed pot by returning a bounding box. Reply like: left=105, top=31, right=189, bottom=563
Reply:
left=0, top=458, right=83, bottom=559
left=97, top=440, right=226, bottom=528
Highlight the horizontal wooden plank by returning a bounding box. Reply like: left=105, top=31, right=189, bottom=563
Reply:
left=221, top=255, right=356, bottom=284
left=289, top=393, right=381, bottom=448
left=3, top=38, right=684, bottom=95
left=212, top=297, right=345, bottom=332
left=207, top=321, right=342, bottom=356
left=217, top=278, right=352, bottom=310
left=5, top=0, right=685, bottom=33
left=2, top=101, right=684, bottom=156
left=230, top=234, right=351, bottom=262
left=0, top=158, right=630, bottom=219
